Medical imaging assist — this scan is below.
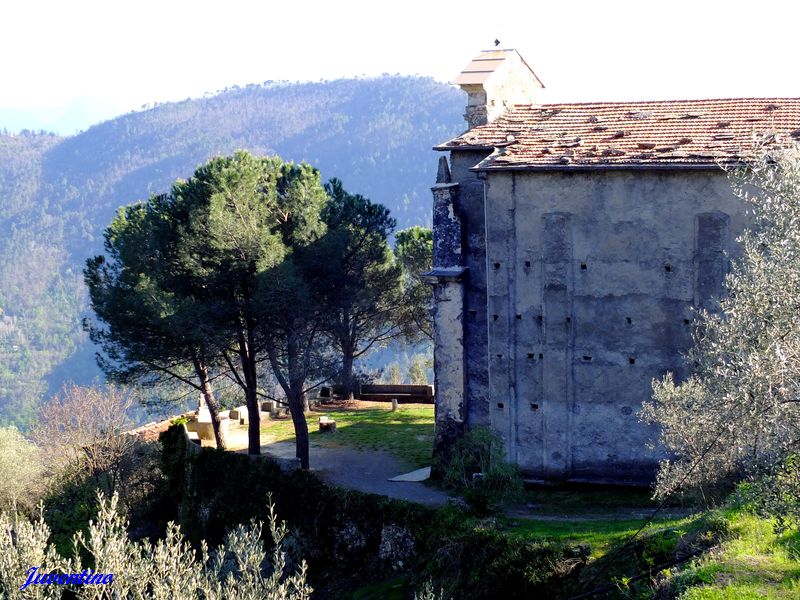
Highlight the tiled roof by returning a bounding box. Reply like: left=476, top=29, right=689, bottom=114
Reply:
left=435, top=98, right=800, bottom=170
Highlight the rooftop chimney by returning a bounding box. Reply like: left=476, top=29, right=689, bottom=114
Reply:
left=454, top=49, right=544, bottom=129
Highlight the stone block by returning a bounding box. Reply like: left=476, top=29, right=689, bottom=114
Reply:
left=230, top=405, right=249, bottom=424
left=196, top=422, right=215, bottom=443
left=319, top=415, right=337, bottom=433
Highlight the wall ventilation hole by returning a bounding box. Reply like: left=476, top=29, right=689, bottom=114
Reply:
left=525, top=260, right=531, bottom=268
left=493, top=314, right=499, bottom=321
left=496, top=354, right=503, bottom=359
left=496, top=402, right=505, bottom=409
left=629, top=357, right=636, bottom=365
left=566, top=317, right=571, bottom=324
left=493, top=262, right=501, bottom=270
left=580, top=262, right=587, bottom=271
left=530, top=403, right=539, bottom=411
left=516, top=314, right=522, bottom=320
left=537, top=315, right=543, bottom=323
left=583, top=355, right=593, bottom=362
left=468, top=309, right=477, bottom=319
left=539, top=353, right=544, bottom=359
left=683, top=318, right=691, bottom=325
left=626, top=317, right=632, bottom=324
left=527, top=353, right=535, bottom=359
left=664, top=263, right=672, bottom=273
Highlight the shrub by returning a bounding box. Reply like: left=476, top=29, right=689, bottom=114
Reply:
left=433, top=426, right=523, bottom=515
left=0, top=426, right=45, bottom=512
left=642, top=142, right=800, bottom=512
left=0, top=491, right=311, bottom=599
left=159, top=425, right=581, bottom=598
left=42, top=438, right=167, bottom=557
left=742, top=454, right=800, bottom=534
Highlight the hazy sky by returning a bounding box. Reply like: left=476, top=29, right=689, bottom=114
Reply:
left=2, top=0, right=799, bottom=134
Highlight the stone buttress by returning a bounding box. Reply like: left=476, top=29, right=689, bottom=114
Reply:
left=423, top=156, right=467, bottom=459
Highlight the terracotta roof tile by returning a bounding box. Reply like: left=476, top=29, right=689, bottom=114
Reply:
left=435, top=98, right=800, bottom=170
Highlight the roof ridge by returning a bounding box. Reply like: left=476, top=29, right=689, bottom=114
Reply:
left=509, top=97, right=800, bottom=108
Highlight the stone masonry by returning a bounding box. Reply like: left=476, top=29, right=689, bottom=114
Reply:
left=427, top=49, right=800, bottom=484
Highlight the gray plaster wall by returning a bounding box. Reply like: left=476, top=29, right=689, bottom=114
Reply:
left=480, top=169, right=748, bottom=484
left=448, top=149, right=493, bottom=429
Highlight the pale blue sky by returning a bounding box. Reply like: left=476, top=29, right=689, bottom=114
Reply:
left=2, top=0, right=799, bottom=134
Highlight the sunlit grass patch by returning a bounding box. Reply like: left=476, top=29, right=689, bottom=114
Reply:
left=260, top=404, right=434, bottom=468
left=668, top=510, right=800, bottom=599
left=501, top=515, right=696, bottom=559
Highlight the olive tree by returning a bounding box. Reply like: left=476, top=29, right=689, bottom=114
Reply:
left=642, top=140, right=800, bottom=508
left=0, top=492, right=311, bottom=599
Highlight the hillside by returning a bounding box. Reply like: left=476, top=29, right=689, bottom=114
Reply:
left=0, top=77, right=464, bottom=427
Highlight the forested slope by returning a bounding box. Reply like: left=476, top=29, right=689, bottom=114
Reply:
left=0, top=77, right=464, bottom=427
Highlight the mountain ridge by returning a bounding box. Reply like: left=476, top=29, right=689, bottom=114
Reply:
left=0, top=75, right=464, bottom=426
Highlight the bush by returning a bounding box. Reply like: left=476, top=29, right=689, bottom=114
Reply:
left=0, top=491, right=311, bottom=599
left=642, top=142, right=800, bottom=510
left=433, top=427, right=523, bottom=515
left=741, top=454, right=800, bottom=534
left=0, top=426, right=44, bottom=512
left=159, top=425, right=582, bottom=598
left=42, top=438, right=167, bottom=557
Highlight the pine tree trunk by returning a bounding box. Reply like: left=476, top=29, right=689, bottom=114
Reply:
left=245, top=384, right=261, bottom=455
left=288, top=392, right=310, bottom=469
left=192, top=354, right=226, bottom=450
left=203, top=380, right=227, bottom=450
left=342, top=345, right=356, bottom=400
left=238, top=331, right=261, bottom=456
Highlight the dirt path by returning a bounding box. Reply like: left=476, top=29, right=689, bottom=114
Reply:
left=259, top=440, right=453, bottom=506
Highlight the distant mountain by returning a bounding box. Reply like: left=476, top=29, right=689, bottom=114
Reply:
left=0, top=77, right=464, bottom=427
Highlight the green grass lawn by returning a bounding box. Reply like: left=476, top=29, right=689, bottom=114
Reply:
left=501, top=514, right=698, bottom=559
left=260, top=404, right=435, bottom=468
left=669, top=510, right=800, bottom=599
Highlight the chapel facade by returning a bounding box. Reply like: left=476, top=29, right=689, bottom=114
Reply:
left=427, top=49, right=800, bottom=484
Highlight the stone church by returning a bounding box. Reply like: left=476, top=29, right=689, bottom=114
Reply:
left=427, top=49, right=800, bottom=484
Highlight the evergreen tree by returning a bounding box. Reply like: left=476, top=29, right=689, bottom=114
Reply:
left=394, top=226, right=433, bottom=341
left=85, top=198, right=229, bottom=448
left=310, top=179, right=403, bottom=399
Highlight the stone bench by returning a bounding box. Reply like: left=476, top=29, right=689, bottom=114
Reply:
left=357, top=384, right=435, bottom=404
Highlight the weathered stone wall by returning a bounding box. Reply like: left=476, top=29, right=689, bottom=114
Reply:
left=448, top=150, right=493, bottom=429
left=479, top=168, right=748, bottom=484
left=482, top=54, right=543, bottom=123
